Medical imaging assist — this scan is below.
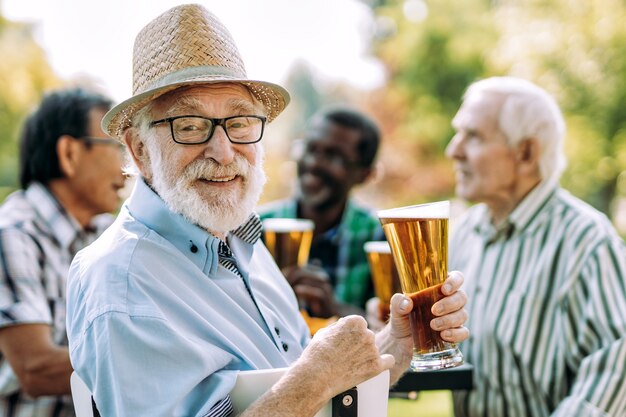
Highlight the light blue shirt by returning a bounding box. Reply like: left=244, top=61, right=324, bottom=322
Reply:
left=66, top=179, right=310, bottom=417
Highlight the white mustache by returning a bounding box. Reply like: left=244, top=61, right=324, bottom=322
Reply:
left=182, top=156, right=251, bottom=182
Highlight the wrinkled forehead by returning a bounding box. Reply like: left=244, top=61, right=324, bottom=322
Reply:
left=151, top=83, right=263, bottom=117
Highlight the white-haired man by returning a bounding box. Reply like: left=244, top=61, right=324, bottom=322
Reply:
left=447, top=76, right=626, bottom=416
left=66, top=5, right=469, bottom=417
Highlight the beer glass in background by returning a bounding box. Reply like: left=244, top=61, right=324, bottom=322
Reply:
left=364, top=241, right=402, bottom=322
left=262, top=218, right=334, bottom=335
left=378, top=201, right=463, bottom=371
left=262, top=218, right=314, bottom=270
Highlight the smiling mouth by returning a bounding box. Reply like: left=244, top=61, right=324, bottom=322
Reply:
left=200, top=175, right=238, bottom=183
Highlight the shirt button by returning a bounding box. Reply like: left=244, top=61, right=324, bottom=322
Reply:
left=274, top=327, right=280, bottom=336
left=282, top=342, right=289, bottom=352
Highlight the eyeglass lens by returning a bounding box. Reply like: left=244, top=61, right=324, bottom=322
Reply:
left=173, top=116, right=263, bottom=144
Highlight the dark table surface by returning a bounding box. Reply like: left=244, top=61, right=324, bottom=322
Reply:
left=390, top=363, right=474, bottom=393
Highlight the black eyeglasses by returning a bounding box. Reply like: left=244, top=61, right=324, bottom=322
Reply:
left=149, top=115, right=267, bottom=145
left=74, top=136, right=123, bottom=149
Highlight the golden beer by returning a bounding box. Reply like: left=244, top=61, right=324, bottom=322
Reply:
left=378, top=201, right=463, bottom=371
left=364, top=241, right=402, bottom=322
left=262, top=218, right=314, bottom=270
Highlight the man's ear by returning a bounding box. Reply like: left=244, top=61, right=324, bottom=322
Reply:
left=123, top=128, right=152, bottom=180
left=516, top=137, right=541, bottom=174
left=56, top=135, right=81, bottom=178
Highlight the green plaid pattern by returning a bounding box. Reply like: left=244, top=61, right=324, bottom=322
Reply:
left=258, top=199, right=384, bottom=308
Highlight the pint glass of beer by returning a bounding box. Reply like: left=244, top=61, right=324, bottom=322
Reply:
left=364, top=241, right=402, bottom=322
left=262, top=218, right=314, bottom=270
left=378, top=201, right=463, bottom=371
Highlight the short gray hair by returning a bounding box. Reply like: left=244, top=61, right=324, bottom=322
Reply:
left=464, top=76, right=567, bottom=182
left=121, top=102, right=155, bottom=177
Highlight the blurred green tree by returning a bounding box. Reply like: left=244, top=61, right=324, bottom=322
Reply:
left=364, top=0, right=626, bottom=217
left=0, top=7, right=60, bottom=200
left=490, top=0, right=626, bottom=215
left=362, top=0, right=497, bottom=207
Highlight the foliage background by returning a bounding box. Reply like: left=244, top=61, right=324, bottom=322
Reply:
left=1, top=0, right=626, bottom=234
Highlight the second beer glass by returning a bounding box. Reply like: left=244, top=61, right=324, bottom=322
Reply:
left=262, top=218, right=314, bottom=269
left=364, top=241, right=402, bottom=322
left=378, top=201, right=463, bottom=371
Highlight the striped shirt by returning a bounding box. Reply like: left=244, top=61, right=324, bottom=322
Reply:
left=0, top=183, right=111, bottom=417
left=451, top=180, right=626, bottom=417
left=258, top=198, right=384, bottom=308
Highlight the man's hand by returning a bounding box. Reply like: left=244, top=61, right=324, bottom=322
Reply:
left=242, top=316, right=394, bottom=417
left=365, top=297, right=386, bottom=331
left=430, top=270, right=469, bottom=342
left=283, top=264, right=339, bottom=318
left=292, top=315, right=393, bottom=399
left=375, top=270, right=469, bottom=384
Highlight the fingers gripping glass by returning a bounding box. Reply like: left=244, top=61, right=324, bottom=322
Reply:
left=150, top=115, right=266, bottom=145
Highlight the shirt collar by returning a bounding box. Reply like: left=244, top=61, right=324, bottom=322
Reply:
left=25, top=182, right=83, bottom=250
left=507, top=179, right=558, bottom=231
left=230, top=213, right=262, bottom=245
left=125, top=179, right=261, bottom=274
left=473, top=179, right=559, bottom=242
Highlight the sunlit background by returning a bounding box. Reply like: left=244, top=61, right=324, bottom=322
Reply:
left=2, top=1, right=626, bottom=415
left=2, top=0, right=626, bottom=239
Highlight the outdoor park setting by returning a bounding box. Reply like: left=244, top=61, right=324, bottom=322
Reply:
left=0, top=0, right=625, bottom=416
left=2, top=0, right=626, bottom=230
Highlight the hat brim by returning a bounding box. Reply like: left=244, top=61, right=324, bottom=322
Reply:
left=102, top=77, right=290, bottom=139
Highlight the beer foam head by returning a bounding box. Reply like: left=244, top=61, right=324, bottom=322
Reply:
left=364, top=241, right=391, bottom=254
left=377, top=200, right=450, bottom=219
left=262, top=218, right=315, bottom=232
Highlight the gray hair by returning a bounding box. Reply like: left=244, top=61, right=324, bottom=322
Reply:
left=464, top=76, right=567, bottom=182
left=121, top=103, right=155, bottom=177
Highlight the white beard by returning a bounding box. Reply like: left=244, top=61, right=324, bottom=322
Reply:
left=146, top=143, right=266, bottom=234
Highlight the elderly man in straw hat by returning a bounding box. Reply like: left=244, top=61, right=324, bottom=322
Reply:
left=66, top=4, right=468, bottom=416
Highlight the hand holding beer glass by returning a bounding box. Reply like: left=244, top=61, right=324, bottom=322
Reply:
left=378, top=201, right=463, bottom=371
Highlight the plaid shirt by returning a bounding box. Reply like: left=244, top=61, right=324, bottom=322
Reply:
left=0, top=183, right=111, bottom=417
left=259, top=198, right=384, bottom=308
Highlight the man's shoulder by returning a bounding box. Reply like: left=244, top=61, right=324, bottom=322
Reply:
left=257, top=198, right=297, bottom=218
left=71, top=214, right=152, bottom=289
left=550, top=188, right=617, bottom=236
left=344, top=199, right=382, bottom=227
left=0, top=190, right=37, bottom=230
left=68, top=213, right=170, bottom=320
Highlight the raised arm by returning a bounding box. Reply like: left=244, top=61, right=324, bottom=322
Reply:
left=0, top=228, right=72, bottom=397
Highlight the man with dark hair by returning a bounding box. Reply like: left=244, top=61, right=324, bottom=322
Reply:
left=259, top=106, right=384, bottom=318
left=0, top=87, right=125, bottom=416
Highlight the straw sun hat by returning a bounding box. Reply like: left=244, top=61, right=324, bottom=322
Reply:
left=102, top=3, right=290, bottom=138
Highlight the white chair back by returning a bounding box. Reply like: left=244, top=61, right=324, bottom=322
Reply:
left=231, top=367, right=390, bottom=417
left=70, top=372, right=95, bottom=417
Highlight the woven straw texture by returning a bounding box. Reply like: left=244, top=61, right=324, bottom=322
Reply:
left=103, top=4, right=289, bottom=138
